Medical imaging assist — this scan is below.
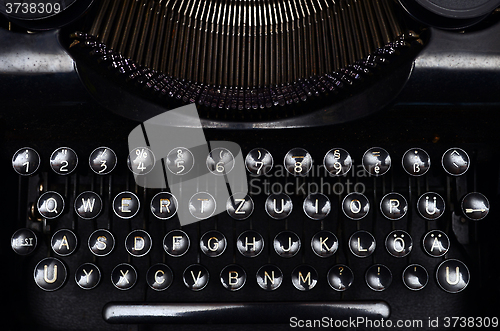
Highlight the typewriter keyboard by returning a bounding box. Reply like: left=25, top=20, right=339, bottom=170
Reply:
left=10, top=145, right=486, bottom=324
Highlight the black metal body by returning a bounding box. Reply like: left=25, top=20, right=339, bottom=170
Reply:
left=1, top=11, right=500, bottom=331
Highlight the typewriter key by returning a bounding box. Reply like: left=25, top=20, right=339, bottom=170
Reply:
left=12, top=147, right=40, bottom=176
left=291, top=265, right=318, bottom=291
left=11, top=228, right=37, bottom=255
left=75, top=263, right=101, bottom=290
left=328, top=265, right=354, bottom=292
left=436, top=259, right=470, bottom=293
left=111, top=264, right=137, bottom=291
left=362, top=147, right=391, bottom=176
left=34, top=258, right=67, bottom=291
left=146, top=264, right=173, bottom=291
left=89, top=147, right=117, bottom=175
left=380, top=193, right=408, bottom=220
left=74, top=191, right=102, bottom=220
left=417, top=192, right=445, bottom=220
left=349, top=230, right=376, bottom=258
left=183, top=265, right=209, bottom=291
left=402, top=148, right=430, bottom=176
left=403, top=264, right=428, bottom=291
left=220, top=265, right=246, bottom=291
left=245, top=148, right=274, bottom=175
left=423, top=230, right=449, bottom=257
left=265, top=193, right=293, bottom=220
left=50, top=147, right=78, bottom=175
left=256, top=265, right=283, bottom=291
left=37, top=191, right=65, bottom=219
left=51, top=229, right=77, bottom=256
left=366, top=264, right=392, bottom=292
left=462, top=192, right=490, bottom=221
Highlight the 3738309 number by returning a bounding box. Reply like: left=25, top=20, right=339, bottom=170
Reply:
left=5, top=2, right=61, bottom=15
left=443, top=317, right=498, bottom=328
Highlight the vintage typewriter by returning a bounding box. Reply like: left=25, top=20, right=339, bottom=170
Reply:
left=2, top=0, right=500, bottom=330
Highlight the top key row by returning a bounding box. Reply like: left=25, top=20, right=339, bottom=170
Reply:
left=12, top=146, right=470, bottom=177
left=12, top=147, right=117, bottom=176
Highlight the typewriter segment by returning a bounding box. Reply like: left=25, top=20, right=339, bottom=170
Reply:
left=68, top=0, right=424, bottom=120
left=11, top=144, right=483, bottom=323
left=3, top=0, right=500, bottom=329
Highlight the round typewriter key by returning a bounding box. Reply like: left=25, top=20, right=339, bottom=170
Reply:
left=403, top=264, right=428, bottom=291
left=227, top=193, right=254, bottom=220
left=88, top=229, right=115, bottom=256
left=151, top=192, right=178, bottom=220
left=125, top=230, right=152, bottom=257
left=74, top=191, right=102, bottom=220
left=34, top=257, right=67, bottom=291
left=291, top=265, right=318, bottom=291
left=189, top=192, right=216, bottom=220
left=423, top=230, right=449, bottom=257
left=380, top=192, right=408, bottom=220
left=303, top=193, right=331, bottom=220
left=311, top=231, right=338, bottom=258
left=37, top=191, right=65, bottom=219
left=327, top=265, right=354, bottom=292
left=113, top=191, right=140, bottom=219
left=207, top=147, right=235, bottom=175
left=200, top=230, right=227, bottom=257
left=128, top=147, right=155, bottom=175
left=402, top=148, right=430, bottom=176
left=166, top=147, right=195, bottom=175
left=462, top=192, right=490, bottom=221
left=12, top=147, right=40, bottom=176
left=256, top=265, right=283, bottom=291
left=362, top=147, right=391, bottom=176
left=163, top=230, right=190, bottom=257
left=146, top=263, right=173, bottom=291
left=436, top=259, right=470, bottom=293
left=237, top=230, right=264, bottom=257
left=50, top=147, right=78, bottom=175
left=442, top=148, right=470, bottom=176
left=111, top=263, right=137, bottom=291
left=183, top=264, right=209, bottom=291
left=366, top=264, right=392, bottom=291
left=220, top=264, right=246, bottom=291
left=265, top=193, right=293, bottom=220
left=273, top=231, right=301, bottom=258
left=89, top=147, right=117, bottom=175
left=75, top=263, right=101, bottom=290
left=349, top=230, right=376, bottom=258
left=323, top=148, right=352, bottom=176
left=342, top=192, right=370, bottom=220
left=284, top=148, right=313, bottom=176
left=51, top=229, right=77, bottom=256
left=11, top=228, right=37, bottom=255
left=417, top=192, right=445, bottom=220
left=245, top=148, right=274, bottom=175
left=385, top=230, right=413, bottom=258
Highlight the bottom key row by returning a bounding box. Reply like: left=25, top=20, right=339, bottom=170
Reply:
left=33, top=258, right=469, bottom=294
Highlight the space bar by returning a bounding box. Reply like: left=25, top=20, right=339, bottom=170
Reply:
left=103, top=301, right=390, bottom=324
